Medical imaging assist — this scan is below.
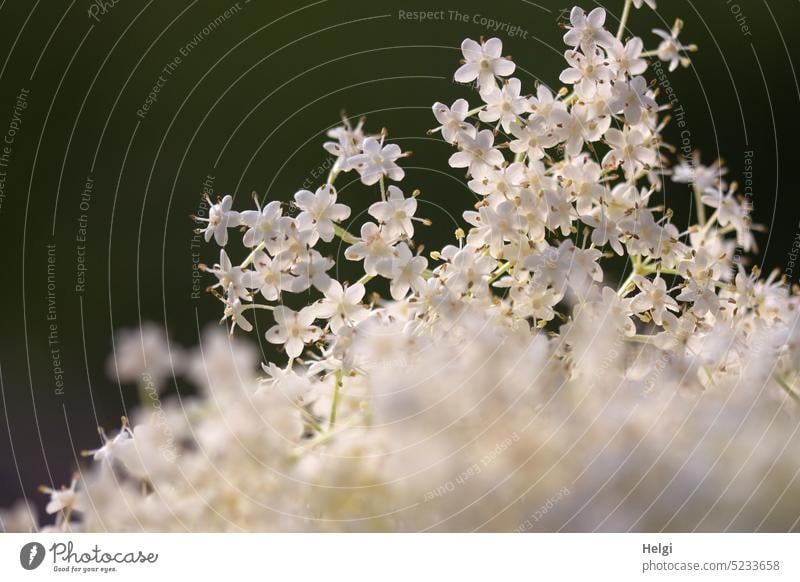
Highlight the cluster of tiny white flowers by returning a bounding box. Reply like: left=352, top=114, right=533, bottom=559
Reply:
left=6, top=1, right=800, bottom=534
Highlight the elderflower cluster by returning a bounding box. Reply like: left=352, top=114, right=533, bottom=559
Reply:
left=6, top=2, right=800, bottom=534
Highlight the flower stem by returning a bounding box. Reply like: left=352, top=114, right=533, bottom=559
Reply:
left=329, top=369, right=343, bottom=429
left=775, top=375, right=800, bottom=404
left=616, top=0, right=633, bottom=41
left=333, top=224, right=359, bottom=244
left=489, top=260, right=513, bottom=284
left=240, top=241, right=266, bottom=269
left=693, top=184, right=707, bottom=225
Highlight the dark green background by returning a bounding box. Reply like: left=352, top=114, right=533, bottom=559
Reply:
left=0, top=0, right=798, bottom=522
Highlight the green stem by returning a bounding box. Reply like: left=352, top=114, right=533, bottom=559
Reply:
left=240, top=241, right=266, bottom=269
left=333, top=224, right=359, bottom=244
left=356, top=273, right=374, bottom=286
left=241, top=303, right=274, bottom=312
left=775, top=375, right=800, bottom=404
left=693, top=184, right=707, bottom=225
left=616, top=0, right=633, bottom=41
left=489, top=261, right=513, bottom=284
left=329, top=369, right=343, bottom=429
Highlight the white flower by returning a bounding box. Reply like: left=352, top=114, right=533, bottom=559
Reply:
left=265, top=305, right=322, bottom=358
left=0, top=500, right=38, bottom=533
left=377, top=242, right=428, bottom=300
left=677, top=279, right=720, bottom=317
left=454, top=37, right=515, bottom=91
left=552, top=104, right=607, bottom=157
left=511, top=283, right=562, bottom=321
left=568, top=247, right=604, bottom=291
left=245, top=251, right=294, bottom=301
left=633, top=0, right=656, bottom=9
left=324, top=115, right=368, bottom=171
left=559, top=49, right=613, bottom=99
left=630, top=275, right=679, bottom=324
left=464, top=199, right=526, bottom=254
left=317, top=280, right=367, bottom=333
left=294, top=185, right=350, bottom=242
left=449, top=128, right=505, bottom=179
left=206, top=249, right=250, bottom=300
left=582, top=209, right=624, bottom=255
left=107, top=323, right=178, bottom=388
left=561, top=156, right=605, bottom=215
left=431, top=99, right=476, bottom=144
left=563, top=7, right=615, bottom=53
left=368, top=186, right=418, bottom=239
left=594, top=285, right=636, bottom=336
left=523, top=241, right=583, bottom=292
left=195, top=194, right=239, bottom=246
left=509, top=115, right=557, bottom=161
left=222, top=295, right=253, bottom=333
left=39, top=477, right=83, bottom=516
left=602, top=127, right=657, bottom=179
left=82, top=421, right=132, bottom=463
left=607, top=76, right=657, bottom=125
left=290, top=250, right=335, bottom=292
left=528, top=84, right=565, bottom=124
left=344, top=222, right=396, bottom=276
left=442, top=246, right=496, bottom=295
left=672, top=157, right=727, bottom=191
left=239, top=199, right=287, bottom=252
left=350, top=136, right=406, bottom=185
left=653, top=24, right=692, bottom=72
left=700, top=185, right=744, bottom=229
left=479, top=78, right=529, bottom=132
left=606, top=37, right=648, bottom=79
left=115, top=423, right=176, bottom=481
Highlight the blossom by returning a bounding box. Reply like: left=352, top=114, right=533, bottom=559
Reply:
left=559, top=49, right=613, bottom=99
left=290, top=250, right=335, bottom=292
left=552, top=104, right=608, bottom=156
left=324, top=115, right=368, bottom=171
left=563, top=7, right=615, bottom=53
left=39, top=477, right=83, bottom=516
left=195, top=194, right=239, bottom=246
left=653, top=23, right=692, bottom=72
left=107, top=323, right=179, bottom=389
left=82, top=421, right=132, bottom=463
left=205, top=249, right=250, bottom=300
left=630, top=275, right=679, bottom=324
left=606, top=37, right=647, bottom=79
left=672, top=156, right=727, bottom=190
left=478, top=78, right=529, bottom=132
left=245, top=250, right=294, bottom=301
left=344, top=222, right=397, bottom=276
left=265, top=305, right=323, bottom=358
left=607, top=76, right=657, bottom=125
left=602, top=126, right=657, bottom=179
left=509, top=115, right=558, bottom=160
left=448, top=129, right=504, bottom=179
left=431, top=99, right=475, bottom=144
left=351, top=136, right=406, bottom=185
left=239, top=199, right=286, bottom=250
left=294, top=185, right=350, bottom=242
left=454, top=37, right=515, bottom=91
left=368, top=186, right=418, bottom=239
left=222, top=295, right=254, bottom=333
left=27, top=7, right=800, bottom=537
left=377, top=242, right=428, bottom=300
left=317, top=280, right=367, bottom=333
